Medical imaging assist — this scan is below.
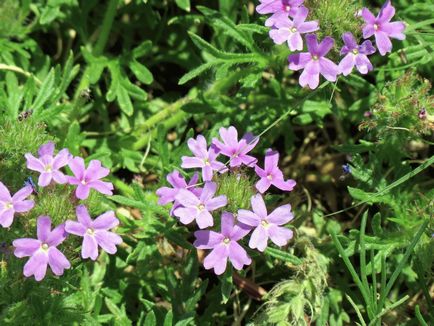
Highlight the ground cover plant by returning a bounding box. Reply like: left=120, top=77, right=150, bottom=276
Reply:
left=0, top=0, right=433, bottom=325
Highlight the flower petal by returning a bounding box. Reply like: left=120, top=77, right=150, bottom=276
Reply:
left=38, top=142, right=55, bottom=157
left=93, top=211, right=119, bottom=230
left=194, top=230, right=224, bottom=249
left=13, top=238, right=41, bottom=257
left=268, top=225, right=293, bottom=246
left=82, top=234, right=99, bottom=260
left=203, top=244, right=228, bottom=275
left=65, top=220, right=86, bottom=236
left=13, top=200, right=34, bottom=213
left=228, top=241, right=251, bottom=270
left=248, top=226, right=268, bottom=252
left=174, top=207, right=197, bottom=225
left=25, top=153, right=45, bottom=172
left=48, top=247, right=71, bottom=276
left=46, top=223, right=67, bottom=247
left=94, top=230, right=122, bottom=254
left=76, top=205, right=93, bottom=227
left=205, top=195, right=227, bottom=211
left=237, top=209, right=260, bottom=227
left=24, top=250, right=48, bottom=281
left=251, top=194, right=268, bottom=219
left=267, top=204, right=294, bottom=225
left=175, top=189, right=200, bottom=207
left=196, top=210, right=214, bottom=229
left=37, top=216, right=52, bottom=242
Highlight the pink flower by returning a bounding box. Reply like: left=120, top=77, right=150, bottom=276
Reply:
left=255, top=149, right=296, bottom=193
left=238, top=194, right=294, bottom=252
left=0, top=182, right=34, bottom=228
left=181, top=135, right=227, bottom=182
left=269, top=6, right=319, bottom=51
left=174, top=182, right=227, bottom=229
left=212, top=126, right=259, bottom=168
left=256, top=0, right=305, bottom=27
left=339, top=32, right=376, bottom=75
left=361, top=0, right=405, bottom=56
left=288, top=34, right=339, bottom=89
left=13, top=216, right=70, bottom=281
left=65, top=205, right=122, bottom=260
left=194, top=212, right=251, bottom=275
left=68, top=157, right=114, bottom=200
left=25, top=142, right=71, bottom=187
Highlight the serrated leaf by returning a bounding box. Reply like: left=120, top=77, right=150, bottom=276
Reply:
left=32, top=68, right=55, bottom=111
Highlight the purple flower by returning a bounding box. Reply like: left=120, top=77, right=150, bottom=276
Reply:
left=238, top=194, right=294, bottom=252
left=194, top=212, right=251, bottom=275
left=13, top=216, right=70, bottom=281
left=269, top=6, right=319, bottom=51
left=255, top=149, right=296, bottom=193
left=68, top=157, right=114, bottom=200
left=339, top=32, right=376, bottom=75
left=361, top=0, right=405, bottom=56
left=256, top=0, right=305, bottom=27
left=288, top=34, right=339, bottom=89
left=181, top=135, right=227, bottom=182
left=65, top=205, right=122, bottom=260
left=0, top=183, right=34, bottom=228
left=174, top=182, right=227, bottom=229
left=212, top=126, right=259, bottom=168
left=25, top=142, right=71, bottom=187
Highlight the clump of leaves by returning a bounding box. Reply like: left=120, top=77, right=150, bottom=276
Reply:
left=306, top=0, right=362, bottom=51
left=216, top=171, right=256, bottom=211
left=360, top=70, right=434, bottom=138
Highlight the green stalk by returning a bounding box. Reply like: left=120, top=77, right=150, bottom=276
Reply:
left=73, top=0, right=119, bottom=100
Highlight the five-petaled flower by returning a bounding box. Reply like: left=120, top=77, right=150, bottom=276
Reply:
left=339, top=32, right=376, bottom=75
left=25, top=142, right=71, bottom=187
left=174, top=182, right=227, bottom=229
left=181, top=135, right=227, bottom=181
left=0, top=182, right=34, bottom=228
left=13, top=216, right=71, bottom=281
left=213, top=126, right=259, bottom=168
left=68, top=157, right=114, bottom=200
left=361, top=0, right=405, bottom=56
left=65, top=205, right=122, bottom=260
left=194, top=212, right=251, bottom=275
left=238, top=194, right=294, bottom=252
left=255, top=149, right=296, bottom=193
left=256, top=0, right=305, bottom=27
left=288, top=34, right=339, bottom=89
left=269, top=6, right=319, bottom=51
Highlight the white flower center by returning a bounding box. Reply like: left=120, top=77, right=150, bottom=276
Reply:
left=267, top=174, right=273, bottom=181
left=373, top=23, right=379, bottom=30
left=197, top=204, right=205, bottom=211
left=44, top=164, right=52, bottom=172
left=284, top=5, right=291, bottom=12
left=81, top=180, right=87, bottom=185
left=352, top=49, right=359, bottom=55
left=290, top=27, right=297, bottom=33
left=5, top=202, right=13, bottom=210
left=203, top=159, right=211, bottom=166
left=41, top=243, right=49, bottom=251
left=312, top=55, right=319, bottom=61
left=86, top=228, right=95, bottom=235
left=261, top=220, right=269, bottom=228
left=223, top=237, right=230, bottom=244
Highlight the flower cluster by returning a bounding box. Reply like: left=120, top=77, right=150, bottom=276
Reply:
left=157, top=126, right=296, bottom=275
left=256, top=0, right=405, bottom=89
left=1, top=142, right=121, bottom=281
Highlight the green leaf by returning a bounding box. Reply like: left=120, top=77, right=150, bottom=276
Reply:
left=265, top=247, right=303, bottom=265
left=221, top=268, right=233, bottom=304
left=32, top=68, right=55, bottom=112
left=144, top=310, right=156, bottom=326
left=117, top=85, right=134, bottom=116
left=129, top=60, right=153, bottom=84
left=179, top=61, right=215, bottom=85
left=175, top=0, right=190, bottom=12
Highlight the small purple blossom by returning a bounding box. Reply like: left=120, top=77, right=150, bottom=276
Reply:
left=181, top=135, right=227, bottom=182
left=68, top=157, right=114, bottom=200
left=288, top=34, right=339, bottom=89
left=13, top=216, right=70, bottom=281
left=269, top=6, right=319, bottom=51
left=0, top=183, right=34, bottom=228
left=156, top=170, right=200, bottom=214
left=65, top=205, right=122, bottom=261
left=339, top=32, right=376, bottom=76
left=212, top=126, right=259, bottom=168
left=174, top=182, right=227, bottom=229
left=418, top=108, right=427, bottom=120
left=238, top=194, right=294, bottom=252
left=255, top=149, right=296, bottom=193
left=194, top=212, right=251, bottom=275
left=25, top=142, right=71, bottom=187
left=361, top=0, right=405, bottom=56
left=256, top=0, right=305, bottom=27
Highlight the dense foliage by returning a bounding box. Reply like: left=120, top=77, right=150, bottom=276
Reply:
left=0, top=0, right=433, bottom=325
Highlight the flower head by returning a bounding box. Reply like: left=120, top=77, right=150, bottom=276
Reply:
left=68, top=157, right=114, bottom=200
left=361, top=0, right=405, bottom=56
left=269, top=6, right=319, bottom=51
left=255, top=149, right=296, bottom=193
left=25, top=142, right=71, bottom=187
left=65, top=205, right=122, bottom=260
left=194, top=212, right=251, bottom=275
left=174, top=182, right=227, bottom=229
left=0, top=182, right=34, bottom=228
left=212, top=126, right=259, bottom=168
left=257, top=0, right=305, bottom=27
left=339, top=32, right=376, bottom=75
left=13, top=216, right=70, bottom=281
left=288, top=34, right=339, bottom=89
left=181, top=135, right=227, bottom=182
left=238, top=194, right=294, bottom=252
